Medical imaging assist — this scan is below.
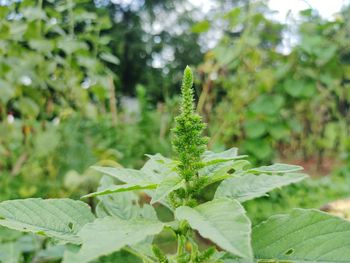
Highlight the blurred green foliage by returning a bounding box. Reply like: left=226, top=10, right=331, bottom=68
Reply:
left=198, top=3, right=350, bottom=164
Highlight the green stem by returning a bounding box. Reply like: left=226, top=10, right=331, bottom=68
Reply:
left=176, top=234, right=185, bottom=262
left=184, top=181, right=191, bottom=204
left=37, top=0, right=43, bottom=35
left=67, top=0, right=74, bottom=37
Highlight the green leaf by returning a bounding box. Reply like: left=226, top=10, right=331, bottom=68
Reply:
left=284, top=79, right=317, bottom=98
left=242, top=139, right=273, bottom=160
left=29, top=39, right=54, bottom=53
left=0, top=79, right=15, bottom=103
left=99, top=52, right=120, bottom=65
left=244, top=120, right=267, bottom=139
left=150, top=175, right=184, bottom=204
left=57, top=39, right=88, bottom=54
left=202, top=148, right=247, bottom=165
left=92, top=166, right=157, bottom=184
left=200, top=159, right=251, bottom=188
left=215, top=173, right=307, bottom=202
left=250, top=95, right=284, bottom=115
left=250, top=163, right=303, bottom=173
left=34, top=128, right=60, bottom=157
left=253, top=209, right=350, bottom=262
left=82, top=182, right=157, bottom=198
left=202, top=173, right=232, bottom=189
left=175, top=199, right=253, bottom=259
left=74, top=217, right=164, bottom=262
left=141, top=154, right=177, bottom=182
left=62, top=245, right=81, bottom=263
left=0, top=199, right=94, bottom=244
left=199, top=160, right=232, bottom=177
left=0, top=242, right=20, bottom=263
left=22, top=7, right=46, bottom=21
left=200, top=159, right=250, bottom=179
left=269, top=124, right=290, bottom=140
left=191, top=20, right=211, bottom=33
left=95, top=176, right=140, bottom=220
left=93, top=155, right=176, bottom=186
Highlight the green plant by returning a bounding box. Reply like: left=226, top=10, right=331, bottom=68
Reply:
left=0, top=0, right=119, bottom=199
left=197, top=3, right=350, bottom=166
left=1, top=67, right=350, bottom=263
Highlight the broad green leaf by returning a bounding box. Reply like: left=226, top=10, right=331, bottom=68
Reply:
left=175, top=199, right=253, bottom=259
left=74, top=217, right=164, bottom=262
left=141, top=154, right=177, bottom=182
left=202, top=148, right=238, bottom=161
left=92, top=166, right=156, bottom=184
left=202, top=148, right=247, bottom=164
left=215, top=173, right=307, bottom=202
left=140, top=154, right=179, bottom=209
left=95, top=176, right=139, bottom=220
left=253, top=209, right=350, bottom=262
left=135, top=204, right=159, bottom=256
left=93, top=155, right=176, bottom=185
left=93, top=178, right=157, bottom=257
left=250, top=163, right=303, bottom=173
left=199, top=160, right=233, bottom=177
left=199, top=159, right=250, bottom=180
left=96, top=199, right=139, bottom=219
left=150, top=175, right=184, bottom=204
left=200, top=159, right=250, bottom=188
left=0, top=199, right=94, bottom=244
left=0, top=242, right=20, bottom=263
left=202, top=173, right=232, bottom=188
left=82, top=182, right=157, bottom=198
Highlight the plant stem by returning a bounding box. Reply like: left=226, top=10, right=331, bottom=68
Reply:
left=177, top=235, right=184, bottom=255
left=108, top=75, right=118, bottom=126
left=37, top=0, right=43, bottom=35
left=176, top=234, right=186, bottom=262
left=67, top=0, right=74, bottom=37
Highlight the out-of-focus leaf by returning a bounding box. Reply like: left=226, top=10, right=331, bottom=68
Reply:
left=191, top=20, right=211, bottom=33
left=99, top=52, right=120, bottom=65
